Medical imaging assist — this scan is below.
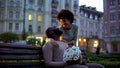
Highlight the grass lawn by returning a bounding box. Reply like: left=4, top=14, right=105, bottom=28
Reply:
left=87, top=53, right=120, bottom=68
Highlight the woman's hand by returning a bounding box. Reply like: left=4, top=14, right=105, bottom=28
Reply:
left=46, top=38, right=59, bottom=47
left=61, top=39, right=73, bottom=47
left=51, top=39, right=59, bottom=47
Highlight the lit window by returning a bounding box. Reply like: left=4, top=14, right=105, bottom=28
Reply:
left=37, top=15, right=42, bottom=22
left=28, top=14, right=32, bottom=21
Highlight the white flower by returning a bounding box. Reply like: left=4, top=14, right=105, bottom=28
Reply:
left=63, top=46, right=81, bottom=62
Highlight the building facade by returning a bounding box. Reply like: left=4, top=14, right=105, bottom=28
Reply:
left=78, top=5, right=103, bottom=53
left=103, top=0, right=120, bottom=54
left=0, top=0, right=79, bottom=40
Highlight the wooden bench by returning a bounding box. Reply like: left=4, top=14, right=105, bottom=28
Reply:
left=0, top=43, right=45, bottom=68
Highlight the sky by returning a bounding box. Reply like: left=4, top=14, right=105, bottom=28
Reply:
left=79, top=0, right=103, bottom=12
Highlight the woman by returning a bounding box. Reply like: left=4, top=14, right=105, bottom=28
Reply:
left=42, top=26, right=88, bottom=68
left=46, top=9, right=78, bottom=47
left=57, top=9, right=78, bottom=46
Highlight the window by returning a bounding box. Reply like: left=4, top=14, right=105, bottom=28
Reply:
left=112, top=44, right=118, bottom=52
left=15, top=23, right=19, bottom=31
left=110, top=12, right=115, bottom=21
left=110, top=0, right=115, bottom=6
left=28, top=14, right=32, bottom=21
left=118, top=0, right=120, bottom=5
left=38, top=7, right=42, bottom=12
left=90, top=14, right=93, bottom=19
left=87, top=13, right=90, bottom=18
left=0, top=1, right=1, bottom=7
left=29, top=0, right=34, bottom=4
left=29, top=25, right=32, bottom=32
left=111, top=25, right=120, bottom=35
left=118, top=11, right=120, bottom=19
left=9, top=23, right=12, bottom=31
left=85, top=13, right=87, bottom=17
left=38, top=26, right=41, bottom=32
left=9, top=11, right=13, bottom=18
left=0, top=12, right=1, bottom=19
left=38, top=0, right=43, bottom=5
left=86, top=31, right=87, bottom=37
left=37, top=15, right=42, bottom=22
left=10, top=0, right=14, bottom=7
left=104, top=23, right=109, bottom=35
left=16, top=11, right=20, bottom=19
left=16, top=1, right=20, bottom=7
left=95, top=15, right=98, bottom=20
left=74, top=0, right=78, bottom=9
left=81, top=30, right=83, bottom=36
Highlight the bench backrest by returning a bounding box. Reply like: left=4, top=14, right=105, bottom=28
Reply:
left=0, top=43, right=45, bottom=68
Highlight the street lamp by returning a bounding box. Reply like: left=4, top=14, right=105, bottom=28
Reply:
left=93, top=40, right=98, bottom=48
left=79, top=38, right=86, bottom=46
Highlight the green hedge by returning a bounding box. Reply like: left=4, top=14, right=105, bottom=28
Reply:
left=97, top=61, right=120, bottom=68
left=0, top=32, right=19, bottom=43
left=87, top=53, right=120, bottom=68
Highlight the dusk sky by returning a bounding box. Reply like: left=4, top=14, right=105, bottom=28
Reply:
left=79, top=0, right=103, bottom=12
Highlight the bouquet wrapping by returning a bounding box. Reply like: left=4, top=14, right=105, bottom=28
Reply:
left=63, top=46, right=81, bottom=65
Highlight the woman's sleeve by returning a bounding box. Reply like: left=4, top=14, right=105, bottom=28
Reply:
left=72, top=25, right=78, bottom=45
left=42, top=42, right=66, bottom=67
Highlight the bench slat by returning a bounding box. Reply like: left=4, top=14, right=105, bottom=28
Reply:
left=0, top=55, right=42, bottom=60
left=0, top=62, right=45, bottom=67
left=0, top=43, right=42, bottom=50
left=0, top=48, right=42, bottom=55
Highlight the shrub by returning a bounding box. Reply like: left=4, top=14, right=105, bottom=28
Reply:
left=87, top=53, right=120, bottom=68
left=0, top=32, right=19, bottom=43
left=26, top=38, right=41, bottom=46
left=26, top=38, right=46, bottom=46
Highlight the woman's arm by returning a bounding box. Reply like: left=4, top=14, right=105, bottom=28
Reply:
left=42, top=42, right=66, bottom=67
left=71, top=25, right=78, bottom=45
left=46, top=38, right=59, bottom=47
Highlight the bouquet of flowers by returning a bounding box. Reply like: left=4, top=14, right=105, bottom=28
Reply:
left=63, top=46, right=81, bottom=65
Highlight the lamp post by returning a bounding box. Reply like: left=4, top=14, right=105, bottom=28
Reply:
left=22, top=0, right=26, bottom=40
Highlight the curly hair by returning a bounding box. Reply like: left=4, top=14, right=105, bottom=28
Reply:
left=56, top=9, right=74, bottom=24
